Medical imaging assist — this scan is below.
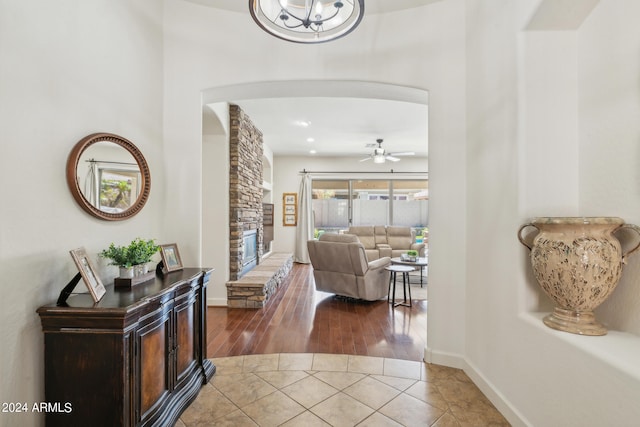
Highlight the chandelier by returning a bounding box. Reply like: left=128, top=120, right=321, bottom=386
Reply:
left=249, top=0, right=365, bottom=44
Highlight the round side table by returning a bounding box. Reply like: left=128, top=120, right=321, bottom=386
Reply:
left=390, top=257, right=428, bottom=287
left=385, top=265, right=414, bottom=307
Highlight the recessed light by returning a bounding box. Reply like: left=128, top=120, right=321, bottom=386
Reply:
left=307, top=137, right=315, bottom=143
left=310, top=150, right=317, bottom=154
left=295, top=120, right=311, bottom=127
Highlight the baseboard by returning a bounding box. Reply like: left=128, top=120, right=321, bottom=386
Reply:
left=463, top=358, right=530, bottom=426
left=423, top=346, right=465, bottom=369
left=207, top=297, right=227, bottom=307
left=425, top=346, right=529, bottom=426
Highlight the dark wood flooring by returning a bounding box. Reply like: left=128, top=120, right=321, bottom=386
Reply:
left=206, top=263, right=427, bottom=361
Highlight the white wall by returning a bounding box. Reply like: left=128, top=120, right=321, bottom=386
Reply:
left=579, top=2, right=640, bottom=335
left=0, top=1, right=164, bottom=425
left=464, top=0, right=640, bottom=425
left=202, top=103, right=230, bottom=306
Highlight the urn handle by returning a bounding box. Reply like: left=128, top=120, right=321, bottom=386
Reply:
left=517, top=223, right=539, bottom=250
left=616, top=223, right=640, bottom=263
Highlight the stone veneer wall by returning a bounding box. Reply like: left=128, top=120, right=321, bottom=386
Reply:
left=229, top=104, right=263, bottom=281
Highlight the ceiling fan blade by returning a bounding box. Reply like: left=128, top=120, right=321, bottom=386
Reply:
left=385, top=156, right=400, bottom=162
left=359, top=157, right=372, bottom=162
left=388, top=152, right=415, bottom=157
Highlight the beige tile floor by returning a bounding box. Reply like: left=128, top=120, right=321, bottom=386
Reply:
left=177, top=353, right=510, bottom=427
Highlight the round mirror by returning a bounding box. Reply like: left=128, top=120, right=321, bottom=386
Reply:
left=66, top=133, right=151, bottom=221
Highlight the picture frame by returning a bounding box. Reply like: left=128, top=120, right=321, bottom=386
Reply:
left=263, top=203, right=274, bottom=226
left=282, top=192, right=297, bottom=226
left=69, top=247, right=106, bottom=303
left=160, top=243, right=183, bottom=273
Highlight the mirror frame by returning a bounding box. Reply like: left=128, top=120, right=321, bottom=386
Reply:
left=66, top=132, right=151, bottom=221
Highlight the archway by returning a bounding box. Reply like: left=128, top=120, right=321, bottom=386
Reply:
left=201, top=80, right=430, bottom=348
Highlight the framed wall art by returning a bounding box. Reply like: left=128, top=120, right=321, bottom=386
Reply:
left=69, top=247, right=106, bottom=303
left=282, top=192, right=297, bottom=226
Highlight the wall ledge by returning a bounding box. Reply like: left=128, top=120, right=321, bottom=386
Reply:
left=522, top=312, right=640, bottom=381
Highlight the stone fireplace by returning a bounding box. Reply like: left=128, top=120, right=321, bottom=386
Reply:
left=225, top=104, right=293, bottom=308
left=228, top=104, right=263, bottom=280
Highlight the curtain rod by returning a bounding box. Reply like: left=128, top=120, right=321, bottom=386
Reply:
left=85, top=159, right=138, bottom=166
left=299, top=169, right=427, bottom=175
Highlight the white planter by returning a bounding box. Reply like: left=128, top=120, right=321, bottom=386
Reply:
left=119, top=266, right=134, bottom=279
left=134, top=264, right=149, bottom=277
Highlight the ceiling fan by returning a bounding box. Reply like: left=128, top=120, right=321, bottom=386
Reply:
left=359, top=139, right=415, bottom=164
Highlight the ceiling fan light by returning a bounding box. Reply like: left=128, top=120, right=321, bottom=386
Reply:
left=249, top=0, right=364, bottom=44
left=373, top=155, right=385, bottom=164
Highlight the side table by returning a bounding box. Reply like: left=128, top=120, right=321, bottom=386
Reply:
left=390, top=257, right=428, bottom=287
left=386, top=265, right=414, bottom=307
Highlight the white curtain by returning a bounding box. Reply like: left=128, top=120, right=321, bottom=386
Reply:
left=84, top=161, right=99, bottom=207
left=294, top=173, right=314, bottom=263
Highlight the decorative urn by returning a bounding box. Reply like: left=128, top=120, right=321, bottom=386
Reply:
left=518, top=217, right=640, bottom=335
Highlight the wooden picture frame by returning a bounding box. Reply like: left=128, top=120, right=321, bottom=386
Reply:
left=69, top=247, right=106, bottom=303
left=263, top=203, right=274, bottom=226
left=160, top=243, right=183, bottom=273
left=283, top=192, right=297, bottom=226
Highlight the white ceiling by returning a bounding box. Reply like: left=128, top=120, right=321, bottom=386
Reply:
left=228, top=97, right=428, bottom=158
left=184, top=0, right=441, bottom=14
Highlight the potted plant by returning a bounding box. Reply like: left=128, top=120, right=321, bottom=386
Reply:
left=100, top=238, right=159, bottom=278
left=405, top=250, right=418, bottom=262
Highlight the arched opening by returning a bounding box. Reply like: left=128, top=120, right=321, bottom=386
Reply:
left=201, top=80, right=429, bottom=349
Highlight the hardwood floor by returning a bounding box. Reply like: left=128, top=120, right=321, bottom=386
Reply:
left=206, top=263, right=427, bottom=361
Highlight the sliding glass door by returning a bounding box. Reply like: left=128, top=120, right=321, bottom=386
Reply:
left=311, top=178, right=428, bottom=234
left=352, top=180, right=390, bottom=225
left=311, top=180, right=349, bottom=234
left=390, top=180, right=428, bottom=228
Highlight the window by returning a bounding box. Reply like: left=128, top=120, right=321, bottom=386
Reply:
left=391, top=180, right=428, bottom=228
left=312, top=180, right=349, bottom=233
left=352, top=180, right=389, bottom=225
left=99, top=168, right=140, bottom=212
left=312, top=178, right=428, bottom=234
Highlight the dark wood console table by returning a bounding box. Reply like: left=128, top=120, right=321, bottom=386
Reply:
left=37, top=268, right=216, bottom=427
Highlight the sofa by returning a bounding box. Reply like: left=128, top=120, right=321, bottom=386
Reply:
left=347, top=226, right=426, bottom=260
left=307, top=233, right=390, bottom=301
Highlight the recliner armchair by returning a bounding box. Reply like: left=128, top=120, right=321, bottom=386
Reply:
left=307, top=233, right=390, bottom=301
